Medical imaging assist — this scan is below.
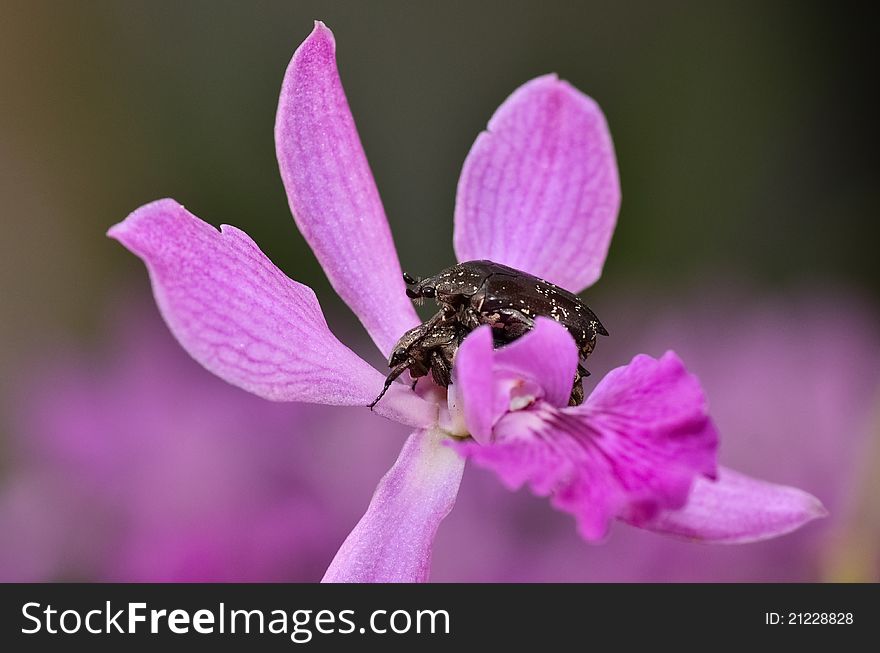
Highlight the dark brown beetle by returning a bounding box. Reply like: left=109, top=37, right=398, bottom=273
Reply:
left=370, top=260, right=607, bottom=408
left=368, top=320, right=467, bottom=410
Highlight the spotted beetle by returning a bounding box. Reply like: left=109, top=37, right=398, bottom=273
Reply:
left=370, top=260, right=607, bottom=409
left=368, top=319, right=467, bottom=410
left=405, top=260, right=608, bottom=359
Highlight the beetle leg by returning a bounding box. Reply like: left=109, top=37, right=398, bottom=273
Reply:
left=491, top=308, right=536, bottom=340
left=569, top=379, right=585, bottom=406
left=369, top=357, right=417, bottom=410
left=579, top=335, right=597, bottom=360
left=440, top=303, right=459, bottom=322
left=430, top=350, right=453, bottom=388
left=568, top=363, right=589, bottom=406
left=459, top=307, right=483, bottom=331
left=471, top=288, right=487, bottom=313
left=422, top=308, right=448, bottom=330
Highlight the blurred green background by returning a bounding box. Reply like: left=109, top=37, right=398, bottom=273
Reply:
left=0, top=1, right=878, bottom=580
left=1, top=0, right=877, bottom=373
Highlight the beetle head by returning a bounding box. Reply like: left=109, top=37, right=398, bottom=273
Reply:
left=403, top=272, right=435, bottom=301
left=417, top=284, right=436, bottom=298
left=389, top=321, right=431, bottom=366
left=389, top=347, right=409, bottom=367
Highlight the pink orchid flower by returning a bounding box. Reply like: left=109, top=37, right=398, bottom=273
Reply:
left=108, top=22, right=825, bottom=582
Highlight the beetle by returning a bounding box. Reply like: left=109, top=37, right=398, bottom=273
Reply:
left=404, top=260, right=608, bottom=361
left=368, top=317, right=466, bottom=410
left=370, top=260, right=607, bottom=409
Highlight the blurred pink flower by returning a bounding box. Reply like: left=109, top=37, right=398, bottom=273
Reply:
left=107, top=22, right=824, bottom=582
left=0, top=303, right=408, bottom=582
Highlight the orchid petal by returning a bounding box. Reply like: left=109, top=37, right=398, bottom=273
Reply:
left=640, top=466, right=828, bottom=543
left=108, top=199, right=436, bottom=428
left=451, top=326, right=496, bottom=444
left=454, top=352, right=718, bottom=540
left=276, top=21, right=419, bottom=357
left=585, top=351, right=719, bottom=484
left=322, top=427, right=465, bottom=583
left=454, top=74, right=621, bottom=293
left=493, top=318, right=579, bottom=408
left=453, top=319, right=579, bottom=443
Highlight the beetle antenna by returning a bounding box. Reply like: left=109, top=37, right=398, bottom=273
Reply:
left=368, top=359, right=414, bottom=410
left=368, top=380, right=393, bottom=411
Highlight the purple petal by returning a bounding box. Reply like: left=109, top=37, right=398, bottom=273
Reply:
left=276, top=22, right=419, bottom=357
left=641, top=466, right=828, bottom=543
left=454, top=352, right=718, bottom=540
left=586, top=352, right=720, bottom=484
left=454, top=74, right=621, bottom=293
left=453, top=319, right=579, bottom=442
left=322, top=428, right=465, bottom=583
left=451, top=326, right=496, bottom=444
left=494, top=318, right=579, bottom=407
left=108, top=199, right=436, bottom=428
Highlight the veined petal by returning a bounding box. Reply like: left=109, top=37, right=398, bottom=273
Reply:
left=454, top=352, right=718, bottom=540
left=108, top=199, right=436, bottom=428
left=322, top=427, right=465, bottom=583
left=454, top=75, right=621, bottom=293
left=640, top=466, right=828, bottom=543
left=276, top=22, right=419, bottom=357
left=585, top=352, right=719, bottom=484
